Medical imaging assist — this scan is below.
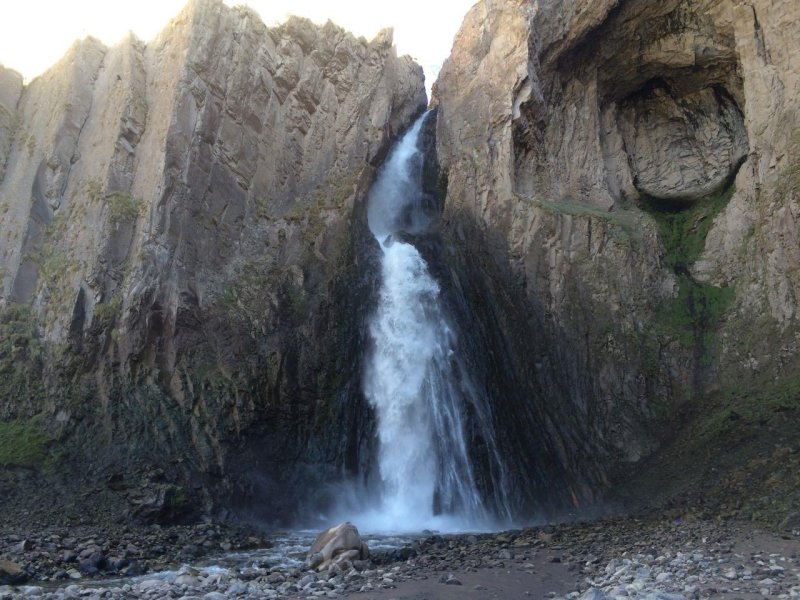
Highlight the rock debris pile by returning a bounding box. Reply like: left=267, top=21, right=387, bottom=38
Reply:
left=0, top=517, right=797, bottom=599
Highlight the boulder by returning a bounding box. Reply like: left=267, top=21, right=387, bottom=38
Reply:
left=0, top=559, right=27, bottom=585
left=780, top=511, right=800, bottom=531
left=305, top=522, right=369, bottom=571
left=580, top=589, right=608, bottom=600
left=128, top=483, right=195, bottom=525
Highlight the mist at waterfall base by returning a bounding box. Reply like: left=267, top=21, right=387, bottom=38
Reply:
left=330, top=113, right=514, bottom=534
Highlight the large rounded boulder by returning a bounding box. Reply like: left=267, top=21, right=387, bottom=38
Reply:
left=305, top=522, right=369, bottom=571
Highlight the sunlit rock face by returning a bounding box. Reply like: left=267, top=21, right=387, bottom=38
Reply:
left=1, top=0, right=798, bottom=525
left=616, top=83, right=748, bottom=205
left=0, top=0, right=425, bottom=521
left=432, top=0, right=800, bottom=510
left=0, top=67, right=22, bottom=183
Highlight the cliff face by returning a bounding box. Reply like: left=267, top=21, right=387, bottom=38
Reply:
left=0, top=0, right=425, bottom=521
left=3, top=0, right=797, bottom=526
left=433, top=0, right=800, bottom=511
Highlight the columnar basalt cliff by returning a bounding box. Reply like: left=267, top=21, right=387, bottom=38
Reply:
left=433, top=0, right=800, bottom=515
left=0, top=0, right=425, bottom=522
left=1, top=0, right=798, bottom=529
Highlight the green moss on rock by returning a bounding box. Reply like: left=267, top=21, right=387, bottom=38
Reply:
left=107, top=191, right=140, bottom=225
left=645, top=185, right=736, bottom=358
left=0, top=419, right=49, bottom=467
left=655, top=275, right=735, bottom=350
left=523, top=194, right=643, bottom=242
left=93, top=296, right=122, bottom=328
left=615, top=372, right=800, bottom=529
left=774, top=130, right=800, bottom=202
left=643, top=185, right=734, bottom=272
left=0, top=305, right=44, bottom=407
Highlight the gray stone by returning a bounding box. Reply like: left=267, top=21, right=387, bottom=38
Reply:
left=439, top=573, right=462, bottom=585
left=497, top=548, right=514, bottom=560
left=0, top=0, right=425, bottom=522
left=306, top=523, right=370, bottom=572
left=138, top=579, right=165, bottom=590
left=434, top=0, right=800, bottom=506
left=780, top=511, right=800, bottom=531
left=0, top=560, right=27, bottom=585
left=226, top=580, right=248, bottom=595
left=175, top=574, right=200, bottom=587
left=617, top=84, right=748, bottom=203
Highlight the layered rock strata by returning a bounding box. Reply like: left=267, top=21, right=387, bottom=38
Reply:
left=433, top=0, right=800, bottom=511
left=0, top=0, right=425, bottom=520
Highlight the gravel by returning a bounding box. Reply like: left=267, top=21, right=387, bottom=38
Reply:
left=0, top=516, right=797, bottom=599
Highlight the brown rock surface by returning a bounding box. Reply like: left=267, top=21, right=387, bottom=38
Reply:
left=306, top=522, right=369, bottom=571
left=0, top=559, right=26, bottom=585
left=0, top=0, right=425, bottom=522
left=433, top=0, right=800, bottom=510
left=0, top=65, right=23, bottom=183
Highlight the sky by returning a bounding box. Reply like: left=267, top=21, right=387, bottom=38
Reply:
left=0, top=0, right=477, bottom=95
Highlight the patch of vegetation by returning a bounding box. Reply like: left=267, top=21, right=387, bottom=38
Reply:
left=216, top=259, right=315, bottom=334
left=642, top=185, right=734, bottom=273
left=643, top=185, right=736, bottom=357
left=521, top=195, right=643, bottom=242
left=215, top=261, right=278, bottom=334
left=626, top=374, right=800, bottom=528
left=5, top=110, right=22, bottom=140
left=312, top=167, right=361, bottom=209
left=774, top=129, right=800, bottom=202
left=82, top=180, right=142, bottom=225
left=94, top=296, right=122, bottom=328
left=253, top=195, right=270, bottom=219
left=25, top=212, right=81, bottom=306
left=107, top=191, right=140, bottom=225
left=655, top=275, right=735, bottom=350
left=0, top=305, right=45, bottom=408
left=0, top=419, right=49, bottom=467
left=35, top=241, right=71, bottom=284
left=84, top=178, right=104, bottom=202
left=696, top=377, right=800, bottom=445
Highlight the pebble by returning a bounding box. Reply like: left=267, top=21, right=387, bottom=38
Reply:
left=552, top=525, right=800, bottom=600
left=0, top=518, right=796, bottom=600
left=439, top=573, right=462, bottom=585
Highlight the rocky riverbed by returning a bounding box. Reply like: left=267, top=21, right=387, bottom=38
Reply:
left=1, top=515, right=798, bottom=599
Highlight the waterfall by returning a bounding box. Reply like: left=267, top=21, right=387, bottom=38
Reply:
left=358, top=112, right=512, bottom=532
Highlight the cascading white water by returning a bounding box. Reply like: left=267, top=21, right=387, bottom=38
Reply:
left=358, top=112, right=512, bottom=532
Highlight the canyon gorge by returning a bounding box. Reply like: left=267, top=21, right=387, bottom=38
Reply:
left=0, top=0, right=798, bottom=542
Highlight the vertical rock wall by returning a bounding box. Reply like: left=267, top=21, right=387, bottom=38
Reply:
left=0, top=0, right=425, bottom=521
left=433, top=0, right=800, bottom=512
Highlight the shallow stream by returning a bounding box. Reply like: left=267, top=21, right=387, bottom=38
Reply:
left=43, top=530, right=423, bottom=590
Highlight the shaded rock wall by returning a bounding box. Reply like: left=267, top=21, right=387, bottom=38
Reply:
left=433, top=0, right=800, bottom=512
left=0, top=0, right=425, bottom=521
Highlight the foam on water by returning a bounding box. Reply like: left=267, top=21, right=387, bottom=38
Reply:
left=353, top=112, right=512, bottom=533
